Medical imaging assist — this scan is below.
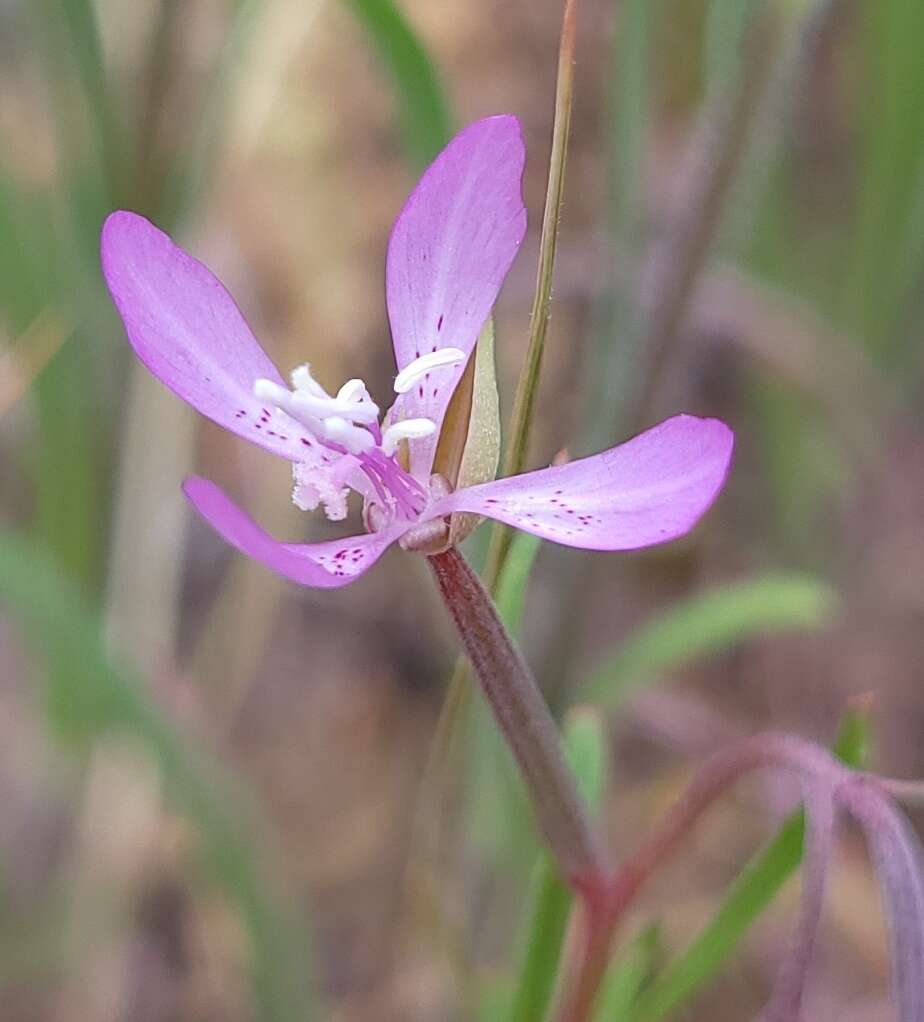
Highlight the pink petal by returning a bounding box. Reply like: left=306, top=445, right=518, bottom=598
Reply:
left=183, top=476, right=408, bottom=588
left=427, top=415, right=734, bottom=551
left=386, top=116, right=527, bottom=476
left=101, top=211, right=316, bottom=462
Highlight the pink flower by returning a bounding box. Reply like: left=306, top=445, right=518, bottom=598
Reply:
left=100, top=116, right=733, bottom=588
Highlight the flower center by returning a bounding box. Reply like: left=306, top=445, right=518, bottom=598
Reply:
left=253, top=362, right=452, bottom=523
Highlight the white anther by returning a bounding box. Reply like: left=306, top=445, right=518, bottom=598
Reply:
left=254, top=378, right=326, bottom=433
left=291, top=390, right=380, bottom=425
left=381, top=418, right=437, bottom=455
left=291, top=363, right=331, bottom=398
left=394, top=347, right=467, bottom=394
left=322, top=416, right=376, bottom=454
left=337, top=378, right=369, bottom=403
left=253, top=378, right=288, bottom=404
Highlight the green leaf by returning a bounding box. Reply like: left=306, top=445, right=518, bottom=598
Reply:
left=622, top=711, right=868, bottom=1022
left=462, top=494, right=542, bottom=866
left=30, top=0, right=125, bottom=200
left=0, top=529, right=314, bottom=1021
left=579, top=574, right=838, bottom=708
left=703, top=0, right=763, bottom=93
left=508, top=708, right=607, bottom=1022
left=157, top=0, right=266, bottom=226
left=443, top=321, right=502, bottom=547
left=342, top=0, right=452, bottom=168
left=560, top=706, right=608, bottom=813
left=495, top=530, right=543, bottom=640
left=467, top=531, right=543, bottom=861
left=592, top=925, right=660, bottom=1022
left=842, top=0, right=924, bottom=362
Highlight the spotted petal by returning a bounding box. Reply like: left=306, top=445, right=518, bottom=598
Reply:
left=102, top=211, right=318, bottom=462
left=386, top=115, right=527, bottom=477
left=183, top=477, right=409, bottom=587
left=427, top=415, right=734, bottom=550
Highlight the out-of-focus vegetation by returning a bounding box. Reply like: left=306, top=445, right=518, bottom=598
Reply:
left=0, top=1, right=922, bottom=1019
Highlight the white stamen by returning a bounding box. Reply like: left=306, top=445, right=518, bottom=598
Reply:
left=256, top=375, right=379, bottom=431
left=253, top=378, right=287, bottom=404
left=394, top=347, right=467, bottom=394
left=381, top=418, right=436, bottom=455
left=292, top=390, right=380, bottom=425
left=337, top=378, right=369, bottom=403
left=322, top=416, right=376, bottom=454
left=254, top=378, right=326, bottom=433
left=291, top=363, right=330, bottom=398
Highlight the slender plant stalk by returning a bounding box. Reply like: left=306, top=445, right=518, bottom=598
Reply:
left=400, top=6, right=584, bottom=984
left=104, top=0, right=192, bottom=670
left=427, top=0, right=582, bottom=810
left=134, top=0, right=183, bottom=216
left=626, top=9, right=774, bottom=428
left=487, top=0, right=580, bottom=581
left=428, top=546, right=607, bottom=885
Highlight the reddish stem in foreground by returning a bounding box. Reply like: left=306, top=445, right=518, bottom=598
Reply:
left=429, top=546, right=608, bottom=885
left=554, top=734, right=846, bottom=1022
left=428, top=543, right=856, bottom=1022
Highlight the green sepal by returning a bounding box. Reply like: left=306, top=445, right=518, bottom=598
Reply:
left=432, top=319, right=501, bottom=545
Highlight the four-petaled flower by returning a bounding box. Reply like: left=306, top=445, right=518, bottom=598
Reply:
left=101, top=116, right=734, bottom=587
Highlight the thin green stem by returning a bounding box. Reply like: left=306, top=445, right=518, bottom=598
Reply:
left=488, top=0, right=580, bottom=580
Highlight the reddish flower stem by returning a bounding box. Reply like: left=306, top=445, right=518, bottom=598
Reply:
left=428, top=546, right=608, bottom=886
left=427, top=540, right=855, bottom=1022
left=554, top=733, right=844, bottom=1022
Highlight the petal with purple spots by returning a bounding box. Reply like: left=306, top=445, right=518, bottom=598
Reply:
left=386, top=116, right=526, bottom=477
left=183, top=476, right=409, bottom=588
left=426, top=415, right=734, bottom=551
left=101, top=211, right=315, bottom=463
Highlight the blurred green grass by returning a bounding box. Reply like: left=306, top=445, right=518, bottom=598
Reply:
left=1, top=0, right=922, bottom=1018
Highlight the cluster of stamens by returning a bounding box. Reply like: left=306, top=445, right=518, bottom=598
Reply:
left=253, top=347, right=465, bottom=521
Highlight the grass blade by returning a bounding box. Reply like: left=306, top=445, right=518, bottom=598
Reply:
left=509, top=708, right=607, bottom=1022
left=0, top=529, right=314, bottom=1021
left=31, top=0, right=125, bottom=199
left=591, top=925, right=660, bottom=1021
left=467, top=532, right=548, bottom=862
left=495, top=531, right=543, bottom=638
left=622, top=710, right=869, bottom=1022
left=343, top=0, right=452, bottom=168
left=842, top=0, right=924, bottom=362
left=498, top=0, right=578, bottom=495
left=578, top=574, right=838, bottom=708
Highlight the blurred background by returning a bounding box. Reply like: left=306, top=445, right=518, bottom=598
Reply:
left=1, top=0, right=923, bottom=1019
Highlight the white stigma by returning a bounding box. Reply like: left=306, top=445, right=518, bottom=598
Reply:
left=254, top=366, right=437, bottom=461
left=290, top=363, right=328, bottom=398
left=322, top=416, right=376, bottom=454
left=394, top=347, right=467, bottom=394
left=381, top=418, right=436, bottom=456
left=255, top=365, right=380, bottom=435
